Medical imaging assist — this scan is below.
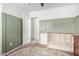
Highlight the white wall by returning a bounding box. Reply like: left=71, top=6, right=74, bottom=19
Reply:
left=33, top=18, right=39, bottom=42
left=40, top=33, right=47, bottom=45
left=31, top=18, right=34, bottom=39
left=0, top=3, right=2, bottom=54
left=2, top=3, right=29, bottom=18
left=22, top=14, right=31, bottom=45
left=2, top=3, right=31, bottom=45
left=76, top=4, right=79, bottom=16
left=31, top=17, right=39, bottom=42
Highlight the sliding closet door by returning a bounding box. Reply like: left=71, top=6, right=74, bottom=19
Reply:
left=2, top=13, right=22, bottom=53
left=6, top=14, right=18, bottom=52
left=2, top=13, right=6, bottom=53
left=17, top=18, right=22, bottom=46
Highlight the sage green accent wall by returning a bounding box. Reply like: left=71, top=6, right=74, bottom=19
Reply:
left=49, top=19, right=64, bottom=33
left=2, top=13, right=22, bottom=53
left=40, top=20, right=48, bottom=33
left=75, top=16, right=79, bottom=33
left=63, top=18, right=75, bottom=33
left=40, top=17, right=76, bottom=33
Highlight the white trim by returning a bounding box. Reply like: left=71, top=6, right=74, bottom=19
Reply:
left=2, top=43, right=30, bottom=56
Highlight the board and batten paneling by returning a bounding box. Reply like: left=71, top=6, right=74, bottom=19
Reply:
left=40, top=19, right=64, bottom=33
left=40, top=33, right=47, bottom=45
left=75, top=16, right=79, bottom=33
left=40, top=20, right=48, bottom=33
left=50, top=19, right=64, bottom=33
left=40, top=17, right=76, bottom=33
left=63, top=18, right=75, bottom=33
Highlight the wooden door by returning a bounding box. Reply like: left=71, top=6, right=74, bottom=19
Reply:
left=74, top=36, right=79, bottom=56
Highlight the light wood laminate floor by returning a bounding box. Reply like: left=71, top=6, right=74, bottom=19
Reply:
left=7, top=43, right=73, bottom=56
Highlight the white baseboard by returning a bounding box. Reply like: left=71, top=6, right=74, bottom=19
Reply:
left=23, top=40, right=31, bottom=45
left=3, top=42, right=31, bottom=56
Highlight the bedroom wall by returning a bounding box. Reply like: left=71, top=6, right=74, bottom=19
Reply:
left=31, top=17, right=39, bottom=42
left=22, top=14, right=31, bottom=45
left=31, top=18, right=34, bottom=39
left=33, top=18, right=39, bottom=42
left=2, top=3, right=31, bottom=45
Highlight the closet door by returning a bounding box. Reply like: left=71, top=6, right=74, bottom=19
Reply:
left=6, top=14, right=18, bottom=52
left=2, top=13, right=22, bottom=53
left=17, top=18, right=22, bottom=46
left=2, top=13, right=6, bottom=53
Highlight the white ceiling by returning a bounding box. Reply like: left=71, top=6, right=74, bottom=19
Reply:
left=28, top=3, right=78, bottom=12
left=2, top=3, right=28, bottom=12
left=2, top=3, right=79, bottom=13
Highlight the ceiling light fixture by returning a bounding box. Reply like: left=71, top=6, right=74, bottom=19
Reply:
left=40, top=3, right=44, bottom=7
